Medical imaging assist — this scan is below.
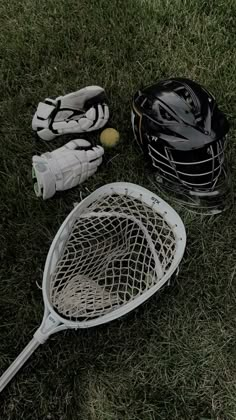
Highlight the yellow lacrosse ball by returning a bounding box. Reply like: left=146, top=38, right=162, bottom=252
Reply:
left=100, top=128, right=120, bottom=148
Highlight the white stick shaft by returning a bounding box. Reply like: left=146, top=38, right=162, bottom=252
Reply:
left=0, top=338, right=41, bottom=393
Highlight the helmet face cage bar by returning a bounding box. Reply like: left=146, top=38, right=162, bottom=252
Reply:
left=151, top=167, right=231, bottom=215
left=149, top=141, right=231, bottom=214
left=148, top=138, right=226, bottom=191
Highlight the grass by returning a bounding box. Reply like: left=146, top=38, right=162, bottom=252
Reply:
left=0, top=0, right=236, bottom=418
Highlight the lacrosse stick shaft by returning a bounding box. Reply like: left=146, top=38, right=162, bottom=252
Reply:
left=0, top=337, right=41, bottom=392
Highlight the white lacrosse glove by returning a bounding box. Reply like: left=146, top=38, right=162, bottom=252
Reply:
left=32, top=139, right=104, bottom=199
left=32, top=86, right=109, bottom=141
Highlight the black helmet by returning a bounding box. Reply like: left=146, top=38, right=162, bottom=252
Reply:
left=131, top=77, right=231, bottom=214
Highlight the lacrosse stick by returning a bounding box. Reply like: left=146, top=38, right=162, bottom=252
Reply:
left=0, top=182, right=186, bottom=392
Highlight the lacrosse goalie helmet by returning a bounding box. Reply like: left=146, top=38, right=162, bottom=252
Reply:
left=131, top=78, right=231, bottom=214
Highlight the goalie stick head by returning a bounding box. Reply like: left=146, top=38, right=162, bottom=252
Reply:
left=43, top=182, right=186, bottom=327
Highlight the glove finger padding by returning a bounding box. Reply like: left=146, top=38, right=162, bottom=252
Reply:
left=32, top=86, right=109, bottom=141
left=32, top=140, right=104, bottom=199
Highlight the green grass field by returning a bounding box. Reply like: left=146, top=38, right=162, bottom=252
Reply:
left=0, top=0, right=236, bottom=419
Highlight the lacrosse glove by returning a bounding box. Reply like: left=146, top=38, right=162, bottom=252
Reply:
left=32, top=86, right=109, bottom=141
left=32, top=139, right=104, bottom=199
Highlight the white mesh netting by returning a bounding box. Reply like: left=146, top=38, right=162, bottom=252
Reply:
left=50, top=193, right=177, bottom=321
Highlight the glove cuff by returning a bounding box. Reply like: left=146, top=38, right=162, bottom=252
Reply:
left=32, top=156, right=56, bottom=199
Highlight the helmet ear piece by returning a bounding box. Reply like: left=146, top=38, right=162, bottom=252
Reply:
left=132, top=78, right=231, bottom=214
